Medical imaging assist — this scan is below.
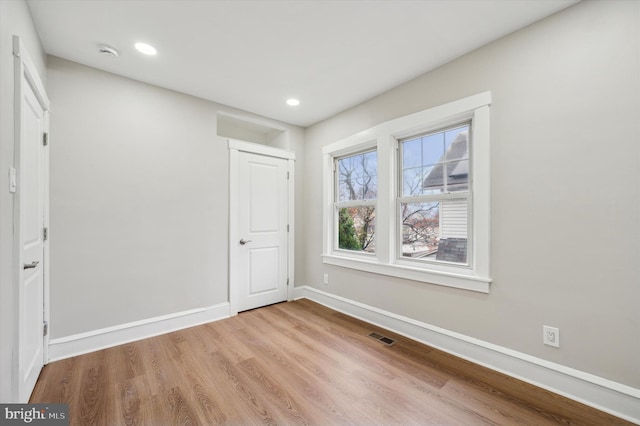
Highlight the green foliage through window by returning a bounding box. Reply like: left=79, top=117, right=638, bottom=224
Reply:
left=338, top=208, right=361, bottom=250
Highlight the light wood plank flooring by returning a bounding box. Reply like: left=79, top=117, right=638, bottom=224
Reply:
left=31, top=299, right=631, bottom=425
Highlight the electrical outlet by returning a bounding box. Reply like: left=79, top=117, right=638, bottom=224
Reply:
left=323, top=273, right=329, bottom=285
left=543, top=325, right=560, bottom=348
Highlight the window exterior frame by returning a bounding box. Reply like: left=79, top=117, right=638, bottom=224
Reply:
left=322, top=92, right=491, bottom=293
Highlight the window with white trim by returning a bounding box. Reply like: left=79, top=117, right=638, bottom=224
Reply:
left=322, top=92, right=491, bottom=293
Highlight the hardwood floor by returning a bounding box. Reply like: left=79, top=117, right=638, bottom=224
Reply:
left=31, top=299, right=631, bottom=425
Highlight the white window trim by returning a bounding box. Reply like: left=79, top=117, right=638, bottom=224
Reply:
left=322, top=92, right=492, bottom=293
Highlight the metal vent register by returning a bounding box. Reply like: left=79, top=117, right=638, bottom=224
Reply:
left=368, top=332, right=396, bottom=346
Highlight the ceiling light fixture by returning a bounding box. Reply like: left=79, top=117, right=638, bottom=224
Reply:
left=98, top=45, right=119, bottom=57
left=134, top=42, right=157, bottom=56
left=286, top=99, right=300, bottom=106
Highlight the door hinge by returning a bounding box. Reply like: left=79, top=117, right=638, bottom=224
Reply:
left=43, top=133, right=49, bottom=146
left=287, top=171, right=290, bottom=180
left=287, top=224, right=289, bottom=232
left=43, top=321, right=48, bottom=336
left=9, top=167, right=17, bottom=193
left=43, top=227, right=48, bottom=241
left=286, top=278, right=289, bottom=286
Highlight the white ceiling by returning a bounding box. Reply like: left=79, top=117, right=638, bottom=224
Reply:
left=27, top=0, right=578, bottom=127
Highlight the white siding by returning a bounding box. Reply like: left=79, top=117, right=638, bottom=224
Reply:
left=440, top=200, right=467, bottom=238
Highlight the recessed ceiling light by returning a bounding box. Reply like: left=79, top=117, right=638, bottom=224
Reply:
left=286, top=99, right=300, bottom=106
left=134, top=42, right=157, bottom=56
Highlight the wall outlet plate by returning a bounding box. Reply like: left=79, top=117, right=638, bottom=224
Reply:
left=323, top=273, right=329, bottom=285
left=543, top=325, right=560, bottom=348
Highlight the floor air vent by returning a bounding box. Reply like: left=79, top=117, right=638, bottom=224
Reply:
left=368, top=332, right=395, bottom=346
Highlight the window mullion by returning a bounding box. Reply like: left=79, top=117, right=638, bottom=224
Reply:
left=376, top=134, right=392, bottom=264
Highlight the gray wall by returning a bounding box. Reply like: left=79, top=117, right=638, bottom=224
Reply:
left=46, top=57, right=305, bottom=338
left=0, top=0, right=48, bottom=402
left=303, top=0, right=639, bottom=388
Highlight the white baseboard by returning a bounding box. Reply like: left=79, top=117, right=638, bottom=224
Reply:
left=295, top=285, right=640, bottom=424
left=48, top=302, right=230, bottom=362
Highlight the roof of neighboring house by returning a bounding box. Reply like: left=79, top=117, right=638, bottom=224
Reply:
left=423, top=131, right=469, bottom=190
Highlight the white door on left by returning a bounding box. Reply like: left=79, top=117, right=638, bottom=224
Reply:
left=15, top=37, right=49, bottom=402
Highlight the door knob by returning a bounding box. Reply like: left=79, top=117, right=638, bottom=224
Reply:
left=239, top=239, right=252, bottom=245
left=24, top=260, right=39, bottom=269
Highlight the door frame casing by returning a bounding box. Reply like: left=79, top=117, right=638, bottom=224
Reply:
left=13, top=36, right=50, bottom=402
left=228, top=139, right=295, bottom=316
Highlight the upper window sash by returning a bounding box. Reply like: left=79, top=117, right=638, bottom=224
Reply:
left=334, top=149, right=378, bottom=203
left=399, top=122, right=471, bottom=197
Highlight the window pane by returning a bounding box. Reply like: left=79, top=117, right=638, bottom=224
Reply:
left=422, top=164, right=444, bottom=194
left=445, top=125, right=469, bottom=162
left=444, top=124, right=469, bottom=161
left=338, top=178, right=363, bottom=201
left=401, top=201, right=440, bottom=258
left=403, top=138, right=422, bottom=168
left=446, top=159, right=469, bottom=192
left=401, top=200, right=467, bottom=264
left=337, top=151, right=377, bottom=201
left=403, top=167, right=423, bottom=196
left=360, top=176, right=377, bottom=200
left=363, top=151, right=377, bottom=178
left=422, top=132, right=444, bottom=166
left=338, top=155, right=362, bottom=178
left=338, top=207, right=376, bottom=253
left=402, top=123, right=470, bottom=196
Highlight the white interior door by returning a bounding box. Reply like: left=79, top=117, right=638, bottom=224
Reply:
left=235, top=151, right=289, bottom=312
left=14, top=36, right=49, bottom=402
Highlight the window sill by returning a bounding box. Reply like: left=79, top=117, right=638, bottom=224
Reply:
left=322, top=254, right=491, bottom=293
